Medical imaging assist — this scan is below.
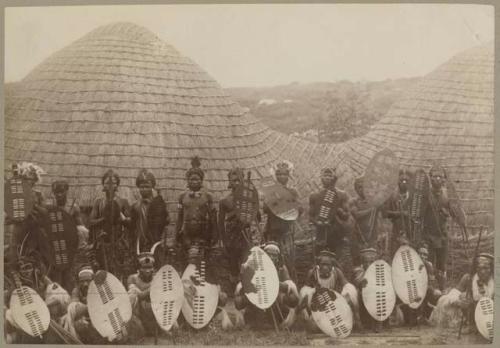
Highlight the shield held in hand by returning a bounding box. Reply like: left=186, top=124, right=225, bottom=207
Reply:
left=444, top=171, right=467, bottom=228
left=181, top=261, right=219, bottom=329
left=234, top=173, right=260, bottom=225
left=475, top=297, right=494, bottom=342
left=151, top=264, right=184, bottom=332
left=241, top=246, right=280, bottom=310
left=362, top=259, right=396, bottom=321
left=5, top=178, right=34, bottom=222
left=363, top=149, right=399, bottom=208
left=311, top=288, right=353, bottom=338
left=45, top=206, right=79, bottom=270
left=391, top=245, right=428, bottom=309
left=9, top=285, right=50, bottom=338
left=87, top=270, right=132, bottom=342
left=260, top=179, right=299, bottom=221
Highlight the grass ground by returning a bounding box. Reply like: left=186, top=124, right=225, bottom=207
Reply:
left=139, top=302, right=490, bottom=346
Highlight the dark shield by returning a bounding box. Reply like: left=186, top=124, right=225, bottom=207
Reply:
left=363, top=149, right=400, bottom=208
left=45, top=206, right=79, bottom=270
left=409, top=168, right=430, bottom=244
left=444, top=171, right=467, bottom=228
left=260, top=180, right=299, bottom=221
left=4, top=178, right=34, bottom=222
left=234, top=176, right=260, bottom=225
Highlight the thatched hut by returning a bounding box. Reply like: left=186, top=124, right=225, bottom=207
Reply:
left=5, top=22, right=335, bottom=216
left=311, top=43, right=495, bottom=280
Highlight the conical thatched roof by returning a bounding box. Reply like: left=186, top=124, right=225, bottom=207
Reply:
left=326, top=43, right=494, bottom=231
left=5, top=22, right=332, bottom=206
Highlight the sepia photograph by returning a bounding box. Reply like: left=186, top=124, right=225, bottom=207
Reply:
left=2, top=3, right=496, bottom=346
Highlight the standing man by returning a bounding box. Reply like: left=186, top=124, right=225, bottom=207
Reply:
left=350, top=176, right=382, bottom=262
left=382, top=169, right=413, bottom=259
left=263, top=161, right=302, bottom=282
left=176, top=157, right=218, bottom=267
left=130, top=169, right=170, bottom=253
left=423, top=165, right=461, bottom=290
left=6, top=163, right=50, bottom=268
left=219, top=168, right=261, bottom=291
left=89, top=169, right=132, bottom=278
left=50, top=180, right=89, bottom=291
left=309, top=168, right=351, bottom=268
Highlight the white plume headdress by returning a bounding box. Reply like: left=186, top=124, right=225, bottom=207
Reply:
left=16, top=162, right=46, bottom=183
left=269, top=160, right=294, bottom=178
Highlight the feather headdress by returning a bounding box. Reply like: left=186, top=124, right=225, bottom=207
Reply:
left=269, top=160, right=294, bottom=178
left=16, top=162, right=46, bottom=183
left=186, top=156, right=204, bottom=180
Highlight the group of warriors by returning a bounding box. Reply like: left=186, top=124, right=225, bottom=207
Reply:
left=3, top=152, right=494, bottom=344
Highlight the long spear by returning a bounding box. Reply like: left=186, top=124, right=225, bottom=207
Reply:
left=106, top=171, right=116, bottom=276
left=457, top=225, right=484, bottom=339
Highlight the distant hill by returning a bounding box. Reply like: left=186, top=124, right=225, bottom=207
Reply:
left=225, top=78, right=420, bottom=142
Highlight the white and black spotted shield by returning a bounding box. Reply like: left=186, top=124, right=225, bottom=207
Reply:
left=9, top=285, right=50, bottom=338
left=311, top=288, right=353, bottom=338
left=241, top=246, right=280, bottom=310
left=362, top=259, right=396, bottom=321
left=181, top=261, right=219, bottom=329
left=475, top=297, right=494, bottom=342
left=45, top=206, right=78, bottom=270
left=87, top=271, right=132, bottom=342
left=4, top=178, right=34, bottom=222
left=392, top=245, right=428, bottom=309
left=151, top=264, right=184, bottom=332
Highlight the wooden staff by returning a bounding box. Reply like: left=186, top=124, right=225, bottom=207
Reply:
left=48, top=319, right=83, bottom=344
left=273, top=301, right=291, bottom=333
left=268, top=307, right=280, bottom=333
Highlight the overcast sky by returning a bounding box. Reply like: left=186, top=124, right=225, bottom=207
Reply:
left=5, top=4, right=494, bottom=87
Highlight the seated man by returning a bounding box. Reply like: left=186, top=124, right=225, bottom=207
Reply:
left=127, top=252, right=158, bottom=336
left=182, top=243, right=232, bottom=329
left=352, top=247, right=394, bottom=332
left=234, top=242, right=299, bottom=330
left=418, top=243, right=442, bottom=322
left=62, top=265, right=108, bottom=344
left=300, top=250, right=359, bottom=331
left=431, top=252, right=494, bottom=333
left=4, top=253, right=54, bottom=344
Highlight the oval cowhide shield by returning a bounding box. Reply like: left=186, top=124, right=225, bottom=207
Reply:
left=363, top=149, right=399, bottom=208
left=391, top=245, right=428, bottom=309
left=9, top=286, right=50, bottom=338
left=181, top=261, right=219, bottom=329
left=311, top=288, right=353, bottom=338
left=241, top=246, right=280, bottom=310
left=151, top=264, right=184, bottom=332
left=87, top=271, right=132, bottom=342
left=475, top=297, right=494, bottom=342
left=362, top=259, right=396, bottom=321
